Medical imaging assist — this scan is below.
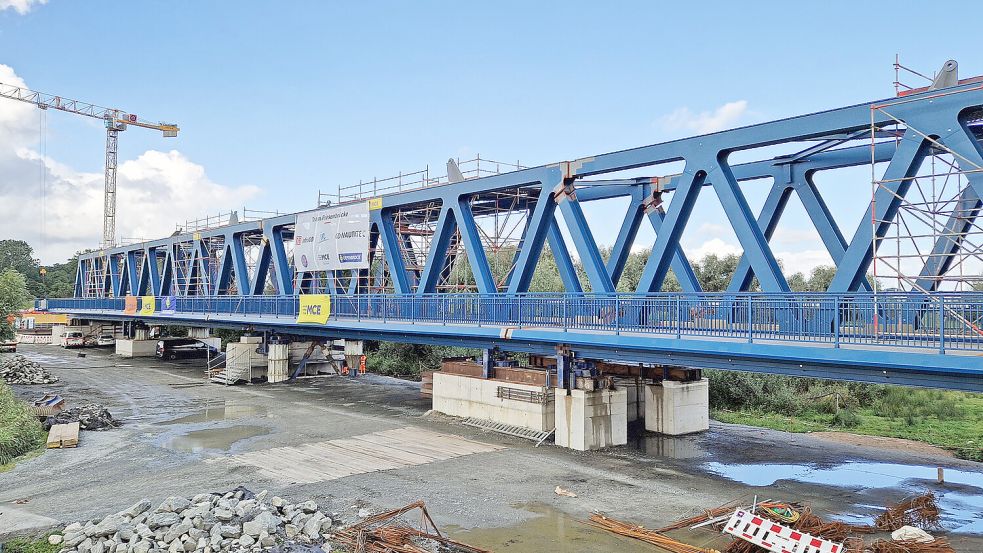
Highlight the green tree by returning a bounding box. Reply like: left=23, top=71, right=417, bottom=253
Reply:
left=693, top=253, right=740, bottom=292
left=0, top=269, right=32, bottom=340
left=0, top=240, right=42, bottom=297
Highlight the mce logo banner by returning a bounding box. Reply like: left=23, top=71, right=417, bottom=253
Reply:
left=296, top=295, right=331, bottom=324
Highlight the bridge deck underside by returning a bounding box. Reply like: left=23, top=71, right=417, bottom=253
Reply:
left=51, top=306, right=983, bottom=392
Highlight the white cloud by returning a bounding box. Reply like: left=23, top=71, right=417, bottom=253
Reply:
left=775, top=249, right=834, bottom=276
left=0, top=0, right=46, bottom=14
left=660, top=100, right=749, bottom=134
left=0, top=64, right=261, bottom=263
left=685, top=238, right=742, bottom=260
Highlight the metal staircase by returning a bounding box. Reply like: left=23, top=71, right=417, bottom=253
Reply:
left=207, top=349, right=252, bottom=385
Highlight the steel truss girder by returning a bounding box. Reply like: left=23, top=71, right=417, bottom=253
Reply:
left=73, top=82, right=983, bottom=299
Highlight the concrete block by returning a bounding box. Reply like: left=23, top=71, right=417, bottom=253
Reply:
left=432, top=373, right=553, bottom=432
left=188, top=327, right=211, bottom=339
left=644, top=378, right=709, bottom=435
left=267, top=344, right=289, bottom=383
left=115, top=339, right=157, bottom=358
left=554, top=387, right=627, bottom=451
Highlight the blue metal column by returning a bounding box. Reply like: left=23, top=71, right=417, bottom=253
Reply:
left=481, top=348, right=495, bottom=379
left=645, top=206, right=702, bottom=292
left=546, top=217, right=583, bottom=293
left=637, top=164, right=706, bottom=292
left=606, top=194, right=645, bottom=287
left=710, top=157, right=790, bottom=292
left=728, top=182, right=792, bottom=292
left=373, top=210, right=412, bottom=294
left=508, top=175, right=562, bottom=294
left=417, top=207, right=456, bottom=294
left=556, top=352, right=572, bottom=391
left=556, top=189, right=616, bottom=293
left=454, top=198, right=497, bottom=294
left=829, top=130, right=929, bottom=292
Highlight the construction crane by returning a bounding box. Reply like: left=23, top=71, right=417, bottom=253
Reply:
left=0, top=82, right=179, bottom=248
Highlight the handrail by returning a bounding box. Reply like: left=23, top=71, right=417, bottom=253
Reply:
left=41, top=292, right=983, bottom=355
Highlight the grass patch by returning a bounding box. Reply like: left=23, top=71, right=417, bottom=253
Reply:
left=706, top=370, right=983, bottom=461
left=1, top=534, right=61, bottom=553
left=0, top=380, right=46, bottom=467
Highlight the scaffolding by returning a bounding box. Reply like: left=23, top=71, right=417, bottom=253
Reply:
left=316, top=154, right=526, bottom=206
left=869, top=59, right=983, bottom=294
left=301, top=154, right=538, bottom=294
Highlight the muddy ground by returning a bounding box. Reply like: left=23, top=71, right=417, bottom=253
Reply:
left=1, top=344, right=981, bottom=552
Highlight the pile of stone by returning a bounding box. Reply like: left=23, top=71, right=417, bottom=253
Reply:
left=51, top=488, right=338, bottom=553
left=45, top=403, right=121, bottom=431
left=0, top=353, right=58, bottom=384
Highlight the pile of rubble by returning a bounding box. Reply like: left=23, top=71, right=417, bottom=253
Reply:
left=0, top=353, right=58, bottom=384
left=45, top=403, right=121, bottom=431
left=52, top=488, right=339, bottom=553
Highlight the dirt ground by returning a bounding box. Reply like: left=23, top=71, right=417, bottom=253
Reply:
left=809, top=431, right=956, bottom=457
left=1, top=344, right=981, bottom=552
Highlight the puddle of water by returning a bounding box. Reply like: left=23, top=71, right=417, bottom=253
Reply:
left=449, top=503, right=726, bottom=553
left=162, top=425, right=269, bottom=453
left=705, top=461, right=983, bottom=489
left=705, top=461, right=983, bottom=533
left=630, top=433, right=707, bottom=460
left=159, top=404, right=267, bottom=425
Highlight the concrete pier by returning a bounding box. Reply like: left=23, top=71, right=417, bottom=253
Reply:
left=115, top=339, right=157, bottom=358
left=644, top=378, right=709, bottom=435
left=554, top=388, right=627, bottom=451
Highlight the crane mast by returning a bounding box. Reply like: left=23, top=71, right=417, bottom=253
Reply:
left=0, top=81, right=179, bottom=248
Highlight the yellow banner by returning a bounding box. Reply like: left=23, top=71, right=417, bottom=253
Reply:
left=367, top=197, right=383, bottom=210
left=140, top=296, right=156, bottom=315
left=297, top=294, right=331, bottom=324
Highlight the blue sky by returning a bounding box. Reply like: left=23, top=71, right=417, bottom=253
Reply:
left=1, top=0, right=981, bottom=271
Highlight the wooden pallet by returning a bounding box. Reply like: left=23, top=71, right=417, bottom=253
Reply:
left=46, top=422, right=79, bottom=449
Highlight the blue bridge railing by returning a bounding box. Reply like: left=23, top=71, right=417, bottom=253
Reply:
left=42, top=292, right=983, bottom=354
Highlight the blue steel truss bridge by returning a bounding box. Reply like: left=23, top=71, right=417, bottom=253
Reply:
left=42, top=62, right=983, bottom=393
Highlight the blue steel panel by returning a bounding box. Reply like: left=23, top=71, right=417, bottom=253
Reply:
left=160, top=247, right=174, bottom=296
left=507, top=175, right=561, bottom=294
left=556, top=192, right=615, bottom=293
left=546, top=217, right=583, bottom=293
left=645, top=207, right=702, bottom=293
left=829, top=130, right=929, bottom=292
left=728, top=181, right=791, bottom=292
left=710, top=159, right=790, bottom=292
left=417, top=206, right=455, bottom=294
left=126, top=251, right=141, bottom=296
left=454, top=199, right=497, bottom=294
left=636, top=166, right=707, bottom=292
left=605, top=192, right=645, bottom=286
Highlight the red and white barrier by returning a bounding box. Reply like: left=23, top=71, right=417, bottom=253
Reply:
left=723, top=509, right=843, bottom=553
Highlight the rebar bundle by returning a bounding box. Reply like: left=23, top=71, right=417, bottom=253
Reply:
left=333, top=501, right=489, bottom=553
left=652, top=501, right=744, bottom=533
left=865, top=538, right=955, bottom=553
left=588, top=513, right=722, bottom=553
left=874, top=493, right=942, bottom=531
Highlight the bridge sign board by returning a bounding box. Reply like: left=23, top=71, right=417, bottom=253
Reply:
left=297, top=294, right=331, bottom=324
left=293, top=203, right=370, bottom=272
left=140, top=296, right=156, bottom=316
